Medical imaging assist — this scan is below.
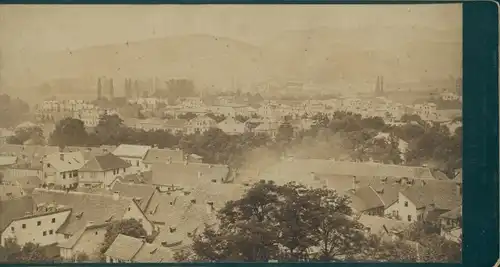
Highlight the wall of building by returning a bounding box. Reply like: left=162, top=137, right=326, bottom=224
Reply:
left=395, top=192, right=424, bottom=223
left=384, top=201, right=401, bottom=219
left=60, top=227, right=107, bottom=260
left=119, top=157, right=147, bottom=173
left=1, top=210, right=71, bottom=247
left=7, top=168, right=42, bottom=179
left=80, top=168, right=128, bottom=187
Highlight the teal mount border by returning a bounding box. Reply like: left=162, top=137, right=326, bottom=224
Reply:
left=0, top=1, right=497, bottom=267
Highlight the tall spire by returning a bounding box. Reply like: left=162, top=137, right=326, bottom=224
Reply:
left=380, top=76, right=384, bottom=94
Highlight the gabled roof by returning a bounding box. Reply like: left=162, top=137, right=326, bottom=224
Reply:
left=151, top=162, right=229, bottom=188
left=439, top=205, right=462, bottom=220
left=112, top=144, right=151, bottom=159
left=45, top=152, right=85, bottom=172
left=400, top=180, right=462, bottom=211
left=143, top=148, right=184, bottom=164
left=258, top=160, right=436, bottom=186
left=0, top=196, right=35, bottom=232
left=105, top=234, right=174, bottom=262
left=105, top=234, right=144, bottom=261
left=118, top=171, right=153, bottom=185
left=111, top=182, right=157, bottom=211
left=79, top=153, right=131, bottom=172
left=13, top=176, right=43, bottom=193
left=63, top=146, right=117, bottom=161
left=133, top=241, right=174, bottom=262
left=32, top=188, right=133, bottom=235
left=349, top=186, right=384, bottom=212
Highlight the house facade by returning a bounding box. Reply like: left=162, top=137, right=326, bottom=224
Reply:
left=78, top=153, right=132, bottom=188
left=1, top=208, right=71, bottom=247
left=112, top=145, right=151, bottom=173
left=42, top=152, right=85, bottom=188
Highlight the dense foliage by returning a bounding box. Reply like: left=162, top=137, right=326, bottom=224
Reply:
left=48, top=110, right=462, bottom=178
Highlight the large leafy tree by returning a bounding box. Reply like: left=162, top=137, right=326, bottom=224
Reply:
left=95, top=114, right=125, bottom=145
left=0, top=239, right=52, bottom=263
left=48, top=118, right=88, bottom=147
left=7, top=125, right=45, bottom=145
left=182, top=181, right=365, bottom=262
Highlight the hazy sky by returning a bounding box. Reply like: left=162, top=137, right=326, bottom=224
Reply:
left=0, top=4, right=462, bottom=56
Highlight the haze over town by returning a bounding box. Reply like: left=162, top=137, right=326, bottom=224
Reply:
left=0, top=4, right=462, bottom=264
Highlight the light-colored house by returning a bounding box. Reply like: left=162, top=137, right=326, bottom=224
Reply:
left=0, top=197, right=72, bottom=247
left=32, top=188, right=155, bottom=260
left=78, top=153, right=132, bottom=188
left=163, top=119, right=188, bottom=135
left=104, top=234, right=174, bottom=263
left=253, top=120, right=280, bottom=139
left=112, top=145, right=151, bottom=173
left=217, top=117, right=247, bottom=135
left=42, top=152, right=85, bottom=188
left=396, top=180, right=462, bottom=223
left=184, top=115, right=217, bottom=135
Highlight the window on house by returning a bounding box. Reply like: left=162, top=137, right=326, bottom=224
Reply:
left=22, top=224, right=26, bottom=229
left=62, top=173, right=66, bottom=179
left=47, top=163, right=51, bottom=168
left=123, top=168, right=126, bottom=173
left=10, top=226, right=14, bottom=231
left=136, top=161, right=139, bottom=167
left=404, top=201, right=408, bottom=207
left=73, top=171, right=78, bottom=177
left=128, top=207, right=131, bottom=211
left=37, top=221, right=41, bottom=226
left=52, top=218, right=56, bottom=223
left=64, top=234, right=70, bottom=239
left=49, top=230, right=53, bottom=235
left=43, top=231, right=47, bottom=236
left=407, top=215, right=412, bottom=222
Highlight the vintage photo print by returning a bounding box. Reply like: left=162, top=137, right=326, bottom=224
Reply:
left=0, top=4, right=462, bottom=263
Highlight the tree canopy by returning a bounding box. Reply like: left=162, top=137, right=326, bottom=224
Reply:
left=180, top=181, right=367, bottom=262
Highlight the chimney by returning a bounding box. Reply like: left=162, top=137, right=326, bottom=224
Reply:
left=184, top=159, right=188, bottom=165
left=206, top=201, right=214, bottom=214
left=456, top=182, right=462, bottom=195
left=197, top=171, right=202, bottom=179
left=112, top=191, right=120, bottom=201
left=352, top=176, right=357, bottom=191
left=60, top=153, right=64, bottom=161
left=167, top=157, right=172, bottom=164
left=310, top=172, right=318, bottom=181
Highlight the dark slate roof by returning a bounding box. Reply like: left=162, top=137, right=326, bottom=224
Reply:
left=32, top=188, right=132, bottom=235
left=400, top=180, right=462, bottom=211
left=349, top=186, right=384, bottom=212
left=0, top=196, right=35, bottom=231
left=80, top=153, right=131, bottom=172
left=105, top=234, right=144, bottom=261
left=118, top=171, right=153, bottom=185
left=151, top=162, right=229, bottom=188
left=143, top=148, right=184, bottom=164
left=111, top=182, right=157, bottom=211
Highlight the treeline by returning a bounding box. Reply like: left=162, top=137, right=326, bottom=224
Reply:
left=10, top=110, right=461, bottom=177
left=0, top=94, right=30, bottom=128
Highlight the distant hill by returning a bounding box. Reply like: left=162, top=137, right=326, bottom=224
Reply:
left=1, top=26, right=461, bottom=97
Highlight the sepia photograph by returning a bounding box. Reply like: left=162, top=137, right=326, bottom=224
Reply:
left=0, top=4, right=462, bottom=263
